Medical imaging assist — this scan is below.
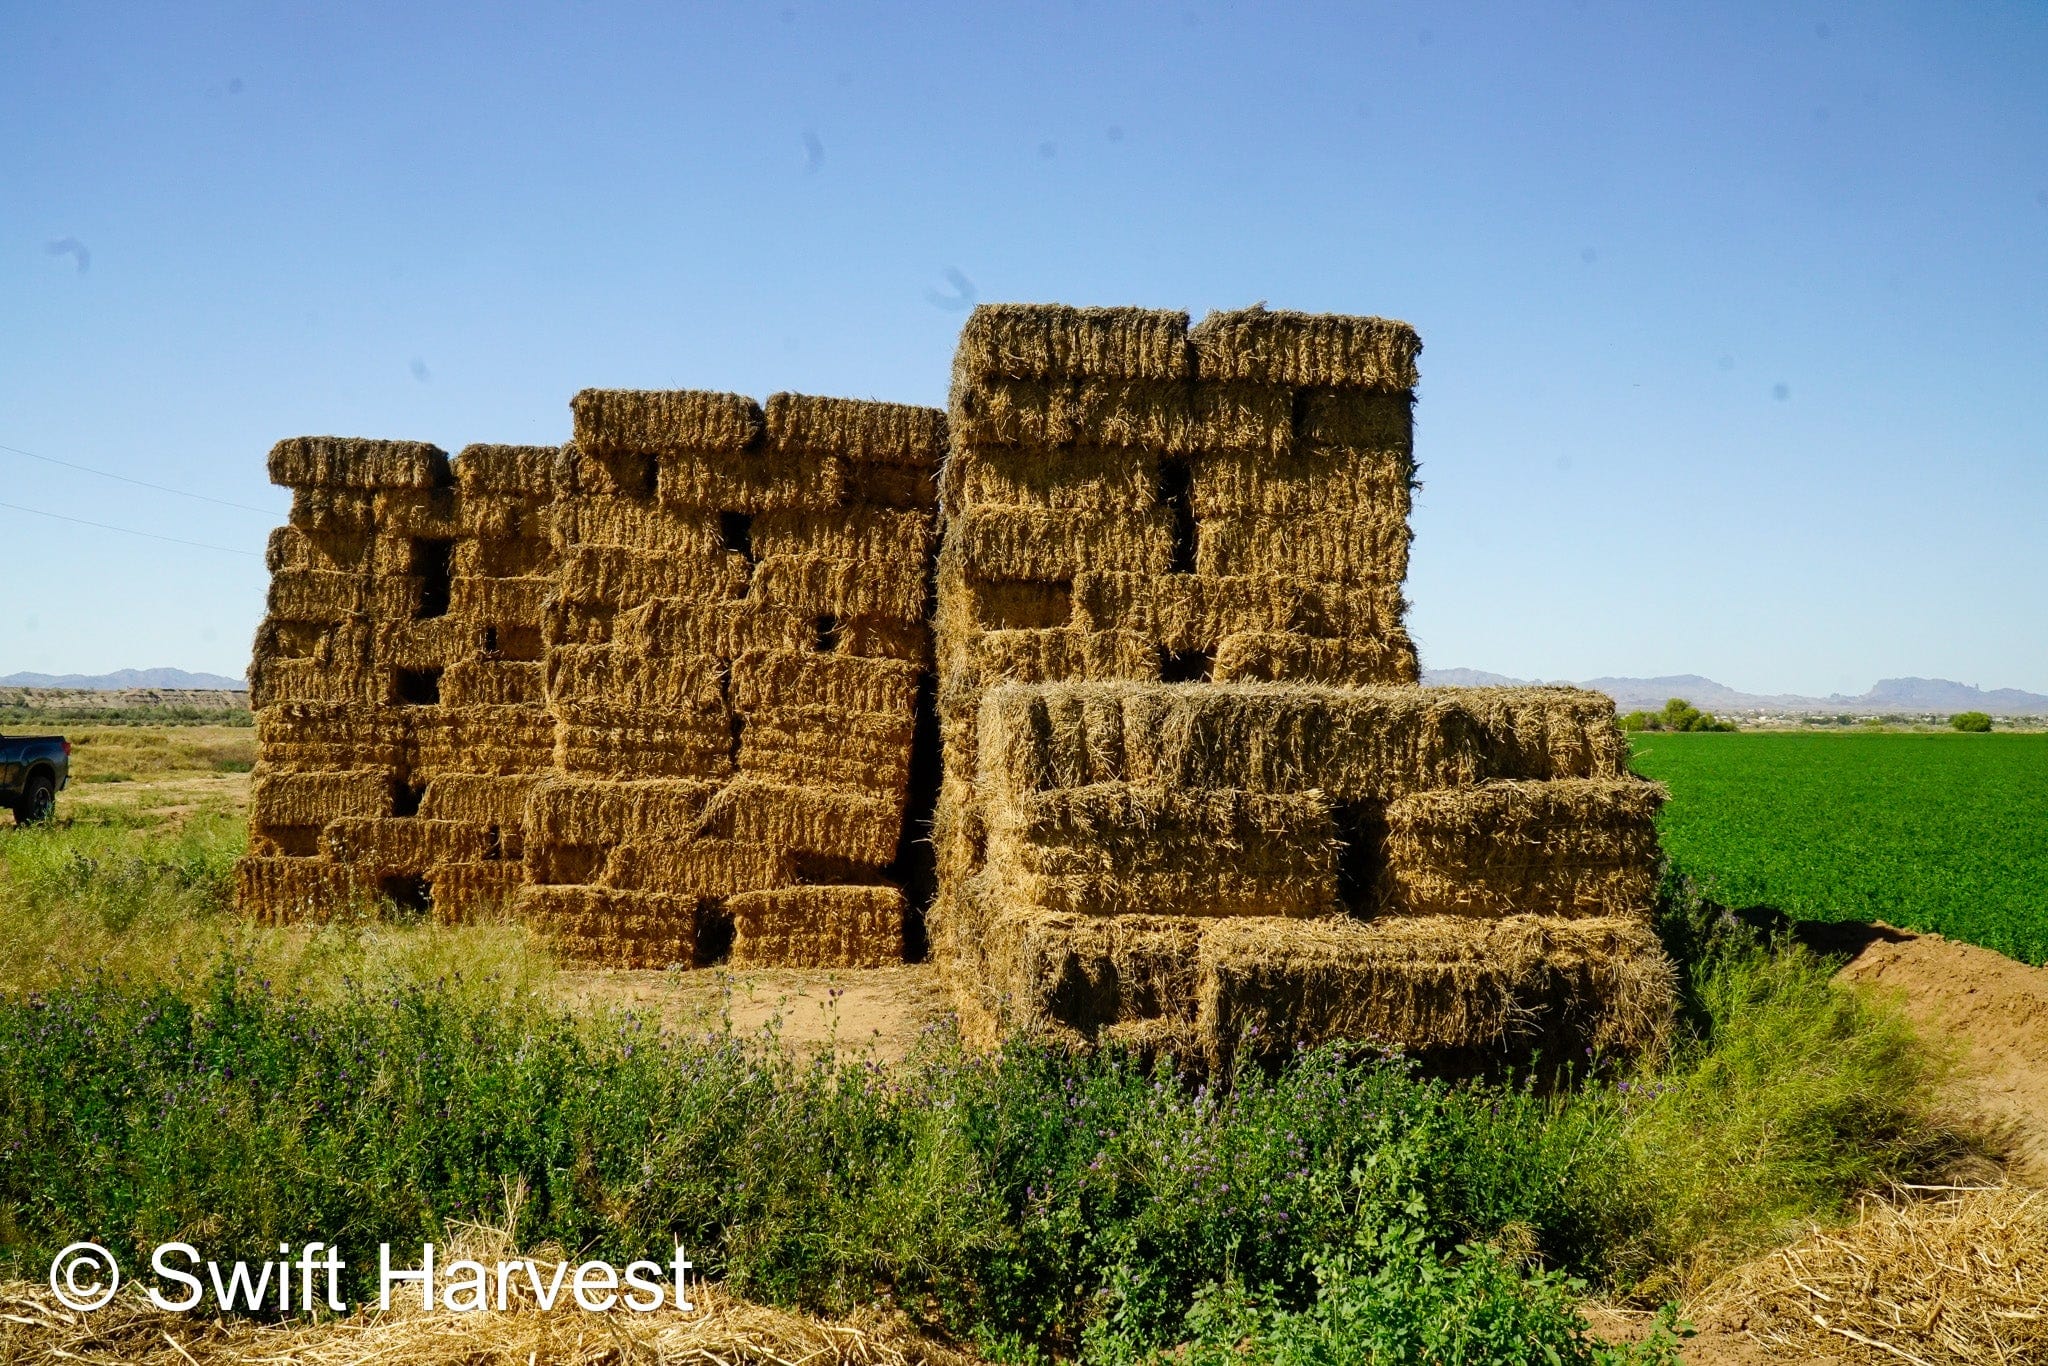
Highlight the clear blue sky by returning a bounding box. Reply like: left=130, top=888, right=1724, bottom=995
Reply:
left=3, top=2, right=2043, bottom=694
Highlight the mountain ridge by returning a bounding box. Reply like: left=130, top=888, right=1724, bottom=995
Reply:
left=0, top=668, right=248, bottom=690
left=1422, top=671, right=2048, bottom=716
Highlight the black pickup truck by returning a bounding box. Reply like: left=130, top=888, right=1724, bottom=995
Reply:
left=0, top=734, right=69, bottom=824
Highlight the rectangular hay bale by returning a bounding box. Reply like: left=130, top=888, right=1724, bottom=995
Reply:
left=955, top=304, right=1192, bottom=383
left=727, top=885, right=906, bottom=969
left=514, top=884, right=699, bottom=969
left=1187, top=308, right=1421, bottom=390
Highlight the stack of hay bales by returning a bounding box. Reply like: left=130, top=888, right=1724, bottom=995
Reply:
left=936, top=304, right=1674, bottom=1062
left=237, top=439, right=561, bottom=924
left=515, top=390, right=942, bottom=969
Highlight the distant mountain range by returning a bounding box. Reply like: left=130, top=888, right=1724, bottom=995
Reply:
left=0, top=668, right=247, bottom=690
left=1424, top=670, right=2048, bottom=716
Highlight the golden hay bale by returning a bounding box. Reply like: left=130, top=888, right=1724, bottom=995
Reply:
left=256, top=702, right=410, bottom=771
left=1210, top=629, right=1422, bottom=687
left=764, top=391, right=947, bottom=465
left=251, top=769, right=393, bottom=827
left=1694, top=1187, right=2048, bottom=1366
left=542, top=600, right=617, bottom=650
left=569, top=388, right=764, bottom=458
left=545, top=645, right=727, bottom=711
left=1194, top=511, right=1412, bottom=585
left=656, top=448, right=850, bottom=514
left=322, top=817, right=496, bottom=873
left=441, top=660, right=547, bottom=708
left=940, top=445, right=1159, bottom=514
left=950, top=377, right=1292, bottom=457
left=956, top=303, right=1192, bottom=382
left=451, top=442, right=558, bottom=495
left=551, top=496, right=720, bottom=556
left=972, top=905, right=1209, bottom=1043
left=983, top=784, right=1338, bottom=879
left=945, top=627, right=1162, bottom=690
left=417, top=774, right=540, bottom=827
left=515, top=884, right=699, bottom=968
left=617, top=598, right=810, bottom=658
left=729, top=649, right=920, bottom=718
left=1071, top=572, right=1407, bottom=652
left=737, top=710, right=916, bottom=792
left=1187, top=307, right=1422, bottom=390
left=728, top=884, right=908, bottom=969
left=1381, top=778, right=1666, bottom=921
left=554, top=722, right=735, bottom=782
left=288, top=486, right=376, bottom=534
left=701, top=779, right=904, bottom=869
left=266, top=570, right=419, bottom=623
left=935, top=557, right=1074, bottom=631
left=425, top=860, right=526, bottom=922
left=265, top=524, right=372, bottom=574
left=268, top=436, right=450, bottom=491
left=411, top=707, right=558, bottom=779
left=250, top=659, right=383, bottom=710
left=952, top=505, right=1175, bottom=580
left=369, top=487, right=463, bottom=539
left=750, top=507, right=936, bottom=565
left=1292, top=388, right=1418, bottom=450
left=602, top=838, right=793, bottom=896
left=525, top=777, right=720, bottom=848
left=557, top=545, right=750, bottom=609
left=0, top=1276, right=978, bottom=1366
left=747, top=554, right=929, bottom=623
left=1188, top=444, right=1413, bottom=518
left=453, top=535, right=557, bottom=581
left=841, top=458, right=939, bottom=510
left=233, top=855, right=365, bottom=925
left=455, top=492, right=551, bottom=541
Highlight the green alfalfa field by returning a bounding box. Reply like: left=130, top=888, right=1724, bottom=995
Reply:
left=1630, top=731, right=2048, bottom=967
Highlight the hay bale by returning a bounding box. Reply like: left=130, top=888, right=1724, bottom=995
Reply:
left=250, top=768, right=392, bottom=827
left=748, top=553, right=928, bottom=623
left=369, top=488, right=461, bottom=539
left=557, top=545, right=749, bottom=608
left=1189, top=444, right=1413, bottom=517
left=453, top=535, right=556, bottom=580
left=441, top=659, right=546, bottom=707
left=956, top=304, right=1192, bottom=382
left=255, top=702, right=409, bottom=770
left=551, top=497, right=719, bottom=555
left=602, top=839, right=792, bottom=896
left=617, top=597, right=809, bottom=658
left=268, top=437, right=450, bottom=491
left=322, top=817, right=496, bottom=872
left=288, top=486, right=375, bottom=533
left=1195, top=512, right=1411, bottom=584
left=233, top=856, right=364, bottom=925
left=1381, top=778, right=1665, bottom=920
left=738, top=709, right=916, bottom=790
left=654, top=449, right=846, bottom=513
left=974, top=906, right=1207, bottom=1045
left=941, top=445, right=1159, bottom=513
left=1187, top=307, right=1421, bottom=390
left=704, top=779, right=903, bottom=867
left=729, top=649, right=920, bottom=717
left=266, top=570, right=419, bottom=623
left=751, top=507, right=936, bottom=564
left=514, top=884, right=698, bottom=968
left=842, top=458, right=939, bottom=509
left=369, top=616, right=482, bottom=670
left=411, top=706, right=558, bottom=777
left=569, top=389, right=763, bottom=458
left=554, top=719, right=735, bottom=780
left=525, top=776, right=719, bottom=848
left=938, top=561, right=1075, bottom=632
left=947, top=627, right=1161, bottom=688
left=951, top=377, right=1291, bottom=457
left=1210, top=630, right=1421, bottom=686
left=545, top=644, right=727, bottom=710
left=953, top=505, right=1175, bottom=579
left=249, top=658, right=382, bottom=709
left=453, top=492, right=548, bottom=540
left=417, top=774, right=539, bottom=827
left=451, top=443, right=558, bottom=494
left=764, top=392, right=947, bottom=465
left=1292, top=389, right=1418, bottom=451
left=425, top=861, right=525, bottom=922
left=728, top=885, right=907, bottom=968
left=1071, top=572, right=1408, bottom=651
left=264, top=524, right=371, bottom=574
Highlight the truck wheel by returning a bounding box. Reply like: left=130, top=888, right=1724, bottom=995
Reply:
left=15, top=773, right=55, bottom=825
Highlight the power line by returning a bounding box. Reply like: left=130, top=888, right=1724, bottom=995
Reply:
left=0, top=499, right=262, bottom=557
left=0, top=440, right=274, bottom=514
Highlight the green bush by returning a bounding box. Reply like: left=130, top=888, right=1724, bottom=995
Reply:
left=1620, top=700, right=1735, bottom=733
left=1949, top=711, right=1993, bottom=732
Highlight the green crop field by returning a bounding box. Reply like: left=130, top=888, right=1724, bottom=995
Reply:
left=1630, top=732, right=2048, bottom=966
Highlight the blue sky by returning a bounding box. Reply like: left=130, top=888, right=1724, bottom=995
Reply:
left=3, top=2, right=2043, bottom=694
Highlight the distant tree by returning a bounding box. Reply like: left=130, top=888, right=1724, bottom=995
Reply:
left=1620, top=699, right=1736, bottom=733
left=1950, top=711, right=1994, bottom=733
left=1618, top=710, right=1652, bottom=732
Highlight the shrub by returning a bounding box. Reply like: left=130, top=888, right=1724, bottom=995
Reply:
left=1949, top=711, right=1993, bottom=733
left=1621, top=700, right=1735, bottom=733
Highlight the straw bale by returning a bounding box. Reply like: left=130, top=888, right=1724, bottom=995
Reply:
left=514, top=884, right=698, bottom=968
left=932, top=786, right=985, bottom=890
left=411, top=706, right=557, bottom=778
left=523, top=838, right=604, bottom=886
left=729, top=649, right=919, bottom=717
left=953, top=505, right=1175, bottom=579
left=255, top=702, right=409, bottom=771
left=369, top=616, right=480, bottom=670
left=249, top=621, right=333, bottom=693
left=835, top=614, right=931, bottom=663
left=246, top=822, right=324, bottom=858
left=704, top=778, right=903, bottom=867
left=940, top=445, right=1158, bottom=513
left=322, top=817, right=495, bottom=872
left=1292, top=389, right=1418, bottom=451
left=841, top=459, right=939, bottom=510
left=990, top=866, right=1338, bottom=921
left=938, top=561, right=1074, bottom=632
left=551, top=441, right=657, bottom=499
left=738, top=708, right=915, bottom=791
left=369, top=487, right=462, bottom=539
left=550, top=497, right=719, bottom=555
left=451, top=442, right=558, bottom=495
left=977, top=906, right=1206, bottom=1043
left=570, top=388, right=764, bottom=458
left=602, top=838, right=792, bottom=896
left=728, top=885, right=907, bottom=968
left=249, top=658, right=382, bottom=709
left=1196, top=913, right=1675, bottom=1061
left=616, top=597, right=810, bottom=658
left=268, top=436, right=450, bottom=491
left=951, top=377, right=1292, bottom=457
left=658, top=448, right=845, bottom=513
left=455, top=493, right=549, bottom=540
left=1188, top=307, right=1421, bottom=390
left=453, top=534, right=556, bottom=580
left=545, top=644, right=726, bottom=710
left=1211, top=630, right=1422, bottom=687
left=956, top=304, right=1192, bottom=382
left=266, top=570, right=418, bottom=623
left=525, top=777, right=720, bottom=848
left=441, top=659, right=545, bottom=707
left=751, top=507, right=936, bottom=564
left=1195, top=512, right=1411, bottom=584
left=287, top=486, right=375, bottom=533
left=250, top=768, right=392, bottom=828
left=554, top=720, right=735, bottom=780
left=1381, top=778, right=1665, bottom=920
left=233, top=856, right=364, bottom=925
left=949, top=627, right=1161, bottom=688
left=748, top=553, right=928, bottom=623
left=764, top=392, right=947, bottom=465
left=557, top=544, right=749, bottom=608
left=1189, top=445, right=1413, bottom=518
left=265, top=525, right=371, bottom=574
left=418, top=774, right=540, bottom=827
left=1071, top=572, right=1407, bottom=650
left=424, top=861, right=525, bottom=922
left=541, top=599, right=613, bottom=648
left=975, top=682, right=1628, bottom=801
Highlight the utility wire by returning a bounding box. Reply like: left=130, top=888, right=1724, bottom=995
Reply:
left=0, top=440, right=274, bottom=515
left=0, top=499, right=262, bottom=557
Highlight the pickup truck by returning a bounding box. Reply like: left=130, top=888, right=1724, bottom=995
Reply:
left=0, top=734, right=69, bottom=824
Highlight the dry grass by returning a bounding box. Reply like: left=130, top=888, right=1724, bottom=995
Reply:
left=1696, top=1186, right=2047, bottom=1364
